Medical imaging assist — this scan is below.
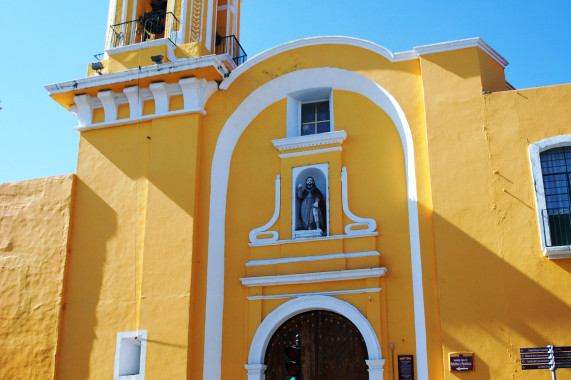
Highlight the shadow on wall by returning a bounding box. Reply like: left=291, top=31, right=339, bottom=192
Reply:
left=429, top=206, right=571, bottom=379
left=56, top=178, right=117, bottom=379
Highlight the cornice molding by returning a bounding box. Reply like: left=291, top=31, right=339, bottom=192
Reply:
left=240, top=267, right=387, bottom=287
left=413, top=37, right=508, bottom=67
left=70, top=78, right=218, bottom=130
left=220, top=36, right=508, bottom=90
left=45, top=55, right=231, bottom=96
left=246, top=251, right=380, bottom=267
left=272, top=130, right=347, bottom=151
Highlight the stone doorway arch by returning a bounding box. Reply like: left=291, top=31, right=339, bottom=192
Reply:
left=245, top=296, right=384, bottom=380
left=265, top=310, right=368, bottom=379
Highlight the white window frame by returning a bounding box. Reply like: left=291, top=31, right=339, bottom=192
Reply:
left=114, top=330, right=148, bottom=380
left=286, top=88, right=333, bottom=138
left=529, top=135, right=571, bottom=259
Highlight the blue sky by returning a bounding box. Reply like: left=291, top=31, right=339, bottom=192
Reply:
left=1, top=0, right=569, bottom=183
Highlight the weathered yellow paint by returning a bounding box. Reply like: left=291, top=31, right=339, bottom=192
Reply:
left=0, top=175, right=74, bottom=380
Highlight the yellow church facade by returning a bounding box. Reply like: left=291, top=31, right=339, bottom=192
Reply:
left=1, top=1, right=570, bottom=379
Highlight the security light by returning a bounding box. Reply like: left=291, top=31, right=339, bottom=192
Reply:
left=91, top=61, right=104, bottom=75
left=151, top=55, right=164, bottom=64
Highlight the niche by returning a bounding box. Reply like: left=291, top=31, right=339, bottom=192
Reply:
left=292, top=164, right=329, bottom=239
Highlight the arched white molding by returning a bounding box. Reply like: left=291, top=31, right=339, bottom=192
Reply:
left=220, top=37, right=401, bottom=91
left=342, top=166, right=377, bottom=234
left=204, top=68, right=428, bottom=380
left=529, top=135, right=571, bottom=259
left=249, top=174, right=281, bottom=243
left=246, top=296, right=384, bottom=380
left=220, top=36, right=507, bottom=91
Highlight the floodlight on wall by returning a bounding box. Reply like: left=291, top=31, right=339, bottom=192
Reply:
left=91, top=61, right=104, bottom=75
left=151, top=55, right=164, bottom=65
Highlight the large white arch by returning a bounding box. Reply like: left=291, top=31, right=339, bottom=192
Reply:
left=246, top=296, right=384, bottom=380
left=203, top=67, right=428, bottom=380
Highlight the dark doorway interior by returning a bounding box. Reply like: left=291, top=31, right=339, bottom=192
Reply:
left=264, top=310, right=369, bottom=380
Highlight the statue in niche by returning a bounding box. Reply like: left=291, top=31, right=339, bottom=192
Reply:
left=297, top=176, right=327, bottom=235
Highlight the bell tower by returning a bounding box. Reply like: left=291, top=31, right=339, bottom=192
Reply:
left=43, top=2, right=246, bottom=379
left=46, top=0, right=246, bottom=131
left=100, top=0, right=244, bottom=74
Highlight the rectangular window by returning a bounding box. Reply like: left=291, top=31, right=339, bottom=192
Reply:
left=300, top=101, right=331, bottom=136
left=540, top=147, right=571, bottom=246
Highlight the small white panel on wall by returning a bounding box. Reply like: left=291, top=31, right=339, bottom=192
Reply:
left=114, top=330, right=147, bottom=380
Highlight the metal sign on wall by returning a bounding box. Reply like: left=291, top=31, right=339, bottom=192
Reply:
left=449, top=352, right=474, bottom=372
left=520, top=345, right=571, bottom=380
left=398, top=355, right=414, bottom=380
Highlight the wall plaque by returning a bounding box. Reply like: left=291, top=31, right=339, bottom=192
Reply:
left=398, top=355, right=414, bottom=380
left=449, top=352, right=474, bottom=372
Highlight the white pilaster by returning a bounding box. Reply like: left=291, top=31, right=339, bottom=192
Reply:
left=245, top=364, right=267, bottom=380
left=366, top=359, right=385, bottom=380
left=178, top=0, right=188, bottom=45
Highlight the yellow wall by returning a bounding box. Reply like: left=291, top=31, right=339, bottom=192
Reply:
left=421, top=47, right=571, bottom=378
left=55, top=113, right=202, bottom=379
left=0, top=175, right=74, bottom=380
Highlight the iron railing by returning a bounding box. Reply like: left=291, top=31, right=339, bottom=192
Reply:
left=542, top=207, right=571, bottom=247
left=109, top=12, right=179, bottom=49
left=215, top=35, right=247, bottom=66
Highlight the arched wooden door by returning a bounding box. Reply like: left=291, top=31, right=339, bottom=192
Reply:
left=264, top=310, right=369, bottom=380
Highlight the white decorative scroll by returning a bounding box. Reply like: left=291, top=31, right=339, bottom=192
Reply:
left=97, top=90, right=118, bottom=123
left=73, top=94, right=95, bottom=128
left=249, top=175, right=281, bottom=243
left=342, top=167, right=377, bottom=234
left=179, top=77, right=218, bottom=113
left=149, top=82, right=170, bottom=115
left=123, top=85, right=143, bottom=119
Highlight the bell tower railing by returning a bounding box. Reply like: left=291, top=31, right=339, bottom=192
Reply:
left=109, top=12, right=180, bottom=49
left=215, top=34, right=247, bottom=66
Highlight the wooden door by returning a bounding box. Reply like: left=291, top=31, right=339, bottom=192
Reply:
left=264, top=310, right=369, bottom=380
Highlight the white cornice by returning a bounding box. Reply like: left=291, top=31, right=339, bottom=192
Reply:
left=272, top=130, right=347, bottom=151
left=240, top=267, right=387, bottom=287
left=69, top=78, right=218, bottom=131
left=246, top=251, right=380, bottom=267
left=45, top=55, right=233, bottom=96
left=247, top=287, right=382, bottom=301
left=413, top=37, right=508, bottom=67
left=220, top=36, right=508, bottom=90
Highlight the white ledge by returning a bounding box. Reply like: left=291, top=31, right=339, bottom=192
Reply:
left=413, top=37, right=508, bottom=67
left=272, top=130, right=347, bottom=151
left=248, top=231, right=378, bottom=247
left=45, top=55, right=232, bottom=96
left=246, top=251, right=380, bottom=267
left=247, top=287, right=382, bottom=300
left=545, top=246, right=571, bottom=259
left=240, top=267, right=387, bottom=287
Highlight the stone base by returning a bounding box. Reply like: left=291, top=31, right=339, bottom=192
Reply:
left=294, top=229, right=324, bottom=239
